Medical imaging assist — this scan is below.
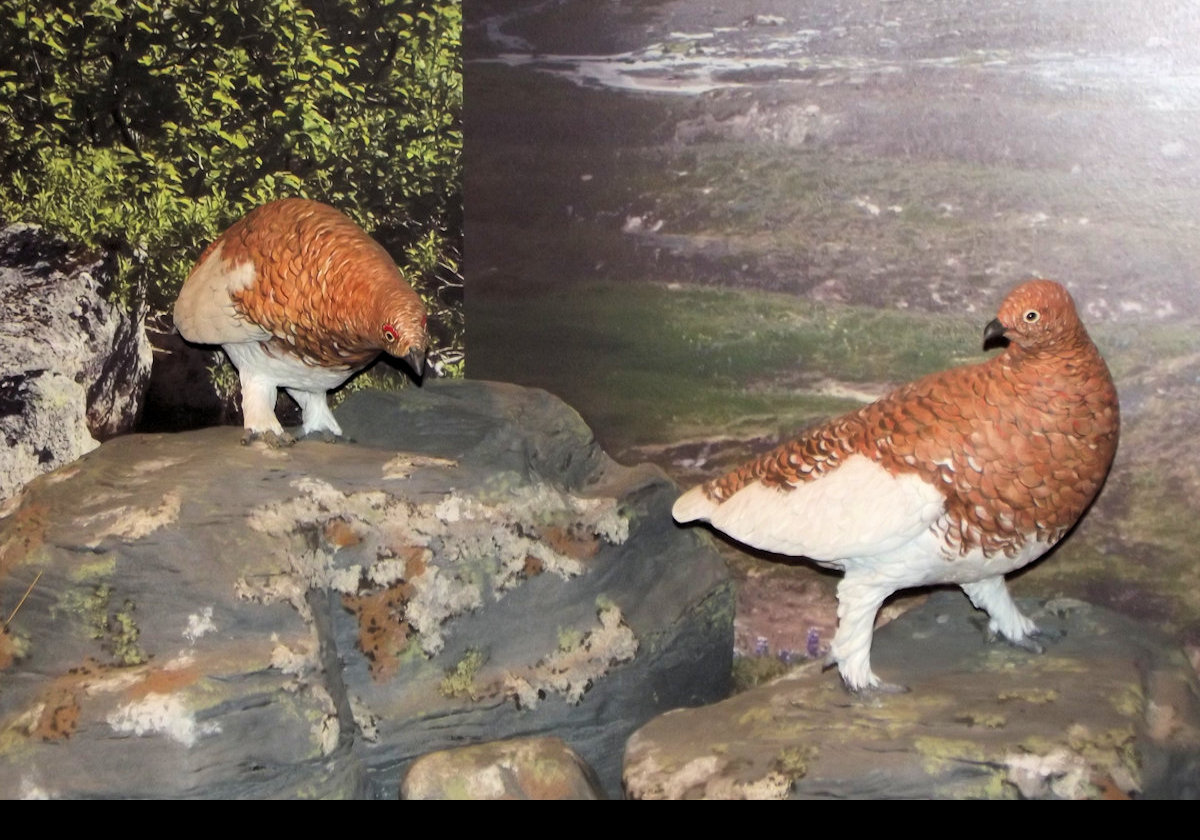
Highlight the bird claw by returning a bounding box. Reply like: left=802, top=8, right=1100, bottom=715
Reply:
left=973, top=617, right=1056, bottom=654
left=825, top=658, right=909, bottom=695
left=850, top=680, right=910, bottom=696
left=298, top=429, right=343, bottom=444
left=241, top=429, right=296, bottom=448
left=1003, top=635, right=1045, bottom=655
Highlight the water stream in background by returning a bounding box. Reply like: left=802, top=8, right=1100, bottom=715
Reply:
left=475, top=1, right=1200, bottom=109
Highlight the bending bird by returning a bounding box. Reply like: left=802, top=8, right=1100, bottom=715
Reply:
left=174, top=198, right=429, bottom=444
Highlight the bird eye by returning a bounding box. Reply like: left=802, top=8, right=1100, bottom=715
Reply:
left=382, top=324, right=398, bottom=343
left=1023, top=309, right=1040, bottom=323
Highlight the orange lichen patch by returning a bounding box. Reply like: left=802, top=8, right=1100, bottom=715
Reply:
left=0, top=630, right=12, bottom=670
left=541, top=526, right=601, bottom=561
left=123, top=662, right=204, bottom=702
left=0, top=500, right=48, bottom=579
left=323, top=518, right=361, bottom=549
left=402, top=545, right=429, bottom=579
left=342, top=582, right=414, bottom=681
left=1094, top=774, right=1133, bottom=800
left=33, top=688, right=81, bottom=741
left=19, top=658, right=105, bottom=741
left=523, top=555, right=544, bottom=577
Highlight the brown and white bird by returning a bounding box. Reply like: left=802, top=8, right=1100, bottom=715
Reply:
left=673, top=280, right=1119, bottom=692
left=174, top=198, right=429, bottom=444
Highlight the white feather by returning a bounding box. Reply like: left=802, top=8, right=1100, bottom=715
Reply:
left=173, top=243, right=269, bottom=346
left=674, top=454, right=944, bottom=564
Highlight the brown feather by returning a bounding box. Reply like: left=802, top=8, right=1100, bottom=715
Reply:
left=700, top=279, right=1118, bottom=561
left=174, top=198, right=430, bottom=441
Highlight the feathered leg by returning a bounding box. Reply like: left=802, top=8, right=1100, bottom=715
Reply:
left=829, top=574, right=905, bottom=693
left=223, top=344, right=292, bottom=445
left=287, top=388, right=343, bottom=438
left=961, top=576, right=1042, bottom=652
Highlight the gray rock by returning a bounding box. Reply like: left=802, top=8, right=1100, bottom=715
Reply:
left=624, top=591, right=1200, bottom=799
left=0, top=380, right=732, bottom=798
left=401, top=735, right=605, bottom=799
left=0, top=224, right=152, bottom=504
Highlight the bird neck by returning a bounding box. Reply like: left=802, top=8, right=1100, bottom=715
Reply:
left=1005, top=329, right=1109, bottom=385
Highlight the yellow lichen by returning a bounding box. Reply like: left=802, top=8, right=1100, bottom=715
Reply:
left=998, top=687, right=1059, bottom=704
left=439, top=649, right=486, bottom=699
left=913, top=735, right=987, bottom=776
left=956, top=711, right=1008, bottom=729
left=773, top=745, right=817, bottom=782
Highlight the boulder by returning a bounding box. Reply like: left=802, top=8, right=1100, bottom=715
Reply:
left=401, top=735, right=605, bottom=799
left=0, top=379, right=733, bottom=798
left=624, top=590, right=1200, bottom=799
left=0, top=223, right=152, bottom=504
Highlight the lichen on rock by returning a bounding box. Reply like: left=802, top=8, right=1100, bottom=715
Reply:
left=502, top=603, right=639, bottom=709
left=242, top=474, right=631, bottom=677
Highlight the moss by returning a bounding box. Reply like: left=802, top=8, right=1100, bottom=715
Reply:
left=735, top=706, right=777, bottom=728
left=956, top=711, right=1008, bottom=729
left=772, top=745, right=818, bottom=782
left=67, top=555, right=117, bottom=583
left=109, top=600, right=148, bottom=666
left=55, top=583, right=113, bottom=641
left=52, top=584, right=146, bottom=666
left=556, top=627, right=584, bottom=653
left=731, top=655, right=791, bottom=691
left=1110, top=684, right=1144, bottom=718
left=912, top=735, right=1017, bottom=798
left=913, top=735, right=987, bottom=776
left=439, top=648, right=486, bottom=699
left=998, top=687, right=1059, bottom=704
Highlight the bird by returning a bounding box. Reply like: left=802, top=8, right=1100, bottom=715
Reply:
left=173, top=198, right=429, bottom=444
left=672, top=279, right=1119, bottom=692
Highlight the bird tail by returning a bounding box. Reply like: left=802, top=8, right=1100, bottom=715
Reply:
left=672, top=484, right=718, bottom=524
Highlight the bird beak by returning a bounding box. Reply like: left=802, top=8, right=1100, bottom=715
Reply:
left=983, top=318, right=1007, bottom=350
left=403, top=347, right=427, bottom=379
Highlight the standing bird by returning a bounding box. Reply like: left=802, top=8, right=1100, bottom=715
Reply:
left=174, top=198, right=429, bottom=444
left=673, top=280, right=1118, bottom=692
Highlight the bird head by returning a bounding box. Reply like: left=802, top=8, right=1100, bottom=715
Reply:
left=984, top=279, right=1085, bottom=352
left=381, top=306, right=429, bottom=378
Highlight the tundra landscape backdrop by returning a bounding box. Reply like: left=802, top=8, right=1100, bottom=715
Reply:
left=464, top=0, right=1200, bottom=670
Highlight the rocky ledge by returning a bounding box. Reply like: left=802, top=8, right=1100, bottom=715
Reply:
left=625, top=590, right=1200, bottom=799
left=0, top=380, right=733, bottom=798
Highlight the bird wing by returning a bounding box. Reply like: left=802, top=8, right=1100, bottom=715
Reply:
left=227, top=200, right=401, bottom=367
left=173, top=240, right=271, bottom=346
left=673, top=452, right=945, bottom=562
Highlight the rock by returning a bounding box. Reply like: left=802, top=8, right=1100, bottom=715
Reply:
left=0, top=223, right=152, bottom=504
left=0, top=379, right=733, bottom=798
left=624, top=591, right=1200, bottom=799
left=401, top=736, right=605, bottom=799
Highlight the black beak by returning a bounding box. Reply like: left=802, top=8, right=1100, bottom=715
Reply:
left=404, top=347, right=427, bottom=379
left=982, top=318, right=1008, bottom=350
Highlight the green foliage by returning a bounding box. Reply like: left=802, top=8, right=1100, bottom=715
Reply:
left=0, top=0, right=462, bottom=366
